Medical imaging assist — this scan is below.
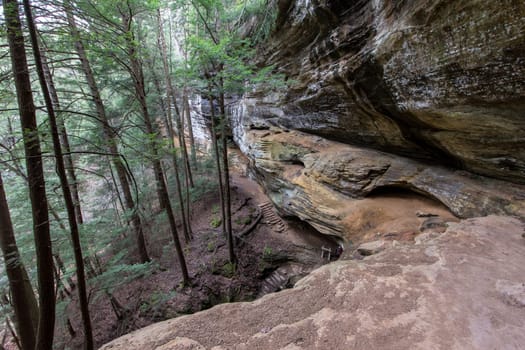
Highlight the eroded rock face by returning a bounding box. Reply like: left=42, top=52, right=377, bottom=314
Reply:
left=256, top=0, right=525, bottom=183
left=100, top=216, right=525, bottom=350
left=231, top=121, right=525, bottom=240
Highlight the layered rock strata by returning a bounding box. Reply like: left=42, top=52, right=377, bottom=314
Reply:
left=231, top=113, right=525, bottom=241
left=257, top=0, right=525, bottom=183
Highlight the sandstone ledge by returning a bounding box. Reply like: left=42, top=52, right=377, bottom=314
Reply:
left=101, top=216, right=525, bottom=350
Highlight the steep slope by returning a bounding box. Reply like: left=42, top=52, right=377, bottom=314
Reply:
left=100, top=216, right=525, bottom=350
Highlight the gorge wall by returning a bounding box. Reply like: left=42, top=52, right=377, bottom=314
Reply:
left=256, top=0, right=525, bottom=183
left=231, top=0, right=525, bottom=243
left=101, top=1, right=525, bottom=348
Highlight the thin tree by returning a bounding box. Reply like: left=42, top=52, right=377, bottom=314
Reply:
left=64, top=1, right=150, bottom=263
left=120, top=3, right=189, bottom=284
left=23, top=1, right=94, bottom=348
left=205, top=82, right=226, bottom=237
left=41, top=47, right=84, bottom=225
left=192, top=0, right=235, bottom=263
left=218, top=84, right=235, bottom=263
left=3, top=0, right=56, bottom=347
left=0, top=172, right=39, bottom=350
left=156, top=9, right=192, bottom=241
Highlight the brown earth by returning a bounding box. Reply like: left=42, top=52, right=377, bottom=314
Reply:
left=51, top=165, right=336, bottom=350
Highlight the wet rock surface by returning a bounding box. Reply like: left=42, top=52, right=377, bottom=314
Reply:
left=100, top=216, right=525, bottom=350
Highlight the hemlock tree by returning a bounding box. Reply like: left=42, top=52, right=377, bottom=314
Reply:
left=64, top=0, right=151, bottom=264
left=118, top=0, right=190, bottom=284
left=23, top=0, right=94, bottom=348
left=3, top=0, right=56, bottom=348
left=0, top=171, right=39, bottom=350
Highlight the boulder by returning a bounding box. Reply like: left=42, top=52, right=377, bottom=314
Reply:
left=356, top=240, right=387, bottom=256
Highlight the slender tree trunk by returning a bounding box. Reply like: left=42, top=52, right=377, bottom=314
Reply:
left=150, top=51, right=191, bottom=241
left=0, top=172, right=39, bottom=350
left=218, top=88, right=235, bottom=264
left=53, top=254, right=74, bottom=298
left=65, top=3, right=150, bottom=263
left=122, top=13, right=165, bottom=211
left=3, top=1, right=56, bottom=348
left=207, top=91, right=226, bottom=236
left=122, top=8, right=189, bottom=284
left=40, top=47, right=84, bottom=225
left=156, top=9, right=194, bottom=192
left=183, top=91, right=197, bottom=166
left=23, top=2, right=94, bottom=348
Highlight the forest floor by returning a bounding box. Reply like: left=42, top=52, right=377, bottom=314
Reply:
left=51, top=152, right=338, bottom=350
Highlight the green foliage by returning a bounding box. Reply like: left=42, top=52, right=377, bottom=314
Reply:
left=233, top=0, right=278, bottom=44
left=221, top=262, right=236, bottom=278
left=0, top=0, right=286, bottom=343
left=90, top=251, right=156, bottom=296
left=262, top=245, right=273, bottom=258
left=235, top=215, right=252, bottom=226
left=210, top=216, right=222, bottom=228
left=139, top=290, right=177, bottom=318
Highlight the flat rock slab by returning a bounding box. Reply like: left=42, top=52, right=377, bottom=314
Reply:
left=101, top=216, right=525, bottom=350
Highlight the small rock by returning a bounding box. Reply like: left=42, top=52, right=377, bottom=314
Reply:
left=420, top=217, right=448, bottom=233
left=416, top=211, right=439, bottom=218
left=357, top=240, right=386, bottom=256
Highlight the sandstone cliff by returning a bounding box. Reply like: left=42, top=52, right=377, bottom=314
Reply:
left=257, top=0, right=525, bottom=184
left=229, top=0, right=525, bottom=242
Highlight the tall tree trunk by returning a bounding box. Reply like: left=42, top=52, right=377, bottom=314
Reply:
left=23, top=1, right=94, bottom=348
left=206, top=90, right=226, bottom=236
left=150, top=43, right=191, bottom=241
left=0, top=172, right=39, bottom=350
left=182, top=90, right=197, bottom=166
left=65, top=2, right=150, bottom=263
left=218, top=88, right=235, bottom=264
left=40, top=46, right=84, bottom=225
left=156, top=9, right=194, bottom=192
left=3, top=1, right=56, bottom=348
left=122, top=8, right=189, bottom=284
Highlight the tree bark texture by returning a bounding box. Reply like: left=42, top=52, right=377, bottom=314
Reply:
left=0, top=172, right=39, bottom=350
left=23, top=1, right=94, bottom=348
left=2, top=1, right=56, bottom=348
